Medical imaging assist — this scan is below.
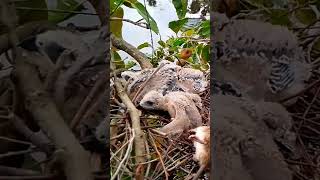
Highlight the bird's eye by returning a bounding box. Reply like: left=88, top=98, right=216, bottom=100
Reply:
left=38, top=41, right=44, bottom=46
left=145, top=101, right=154, bottom=106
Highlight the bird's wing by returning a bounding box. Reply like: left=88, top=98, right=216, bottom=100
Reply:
left=267, top=61, right=295, bottom=93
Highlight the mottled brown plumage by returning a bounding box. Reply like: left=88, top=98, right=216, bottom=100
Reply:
left=212, top=12, right=311, bottom=105
left=214, top=94, right=293, bottom=180
left=121, top=60, right=207, bottom=103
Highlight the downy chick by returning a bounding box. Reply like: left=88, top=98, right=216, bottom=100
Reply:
left=139, top=90, right=203, bottom=135
left=212, top=12, right=311, bottom=105
left=189, top=126, right=210, bottom=180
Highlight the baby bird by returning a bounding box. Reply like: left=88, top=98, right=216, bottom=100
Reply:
left=189, top=126, right=210, bottom=180
left=212, top=12, right=311, bottom=105
left=139, top=90, right=203, bottom=135
left=19, top=30, right=91, bottom=63
left=121, top=60, right=207, bottom=103
left=214, top=94, right=293, bottom=180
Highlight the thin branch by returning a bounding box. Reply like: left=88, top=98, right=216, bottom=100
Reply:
left=1, top=0, right=93, bottom=177
left=70, top=72, right=107, bottom=130
left=111, top=34, right=153, bottom=69
left=0, top=149, right=34, bottom=159
left=15, top=7, right=98, bottom=16
left=11, top=114, right=53, bottom=154
left=0, top=136, right=32, bottom=146
left=111, top=128, right=135, bottom=180
left=0, top=165, right=40, bottom=176
left=112, top=62, right=146, bottom=180
left=110, top=17, right=149, bottom=29
left=279, top=79, right=320, bottom=103
left=149, top=132, right=169, bottom=180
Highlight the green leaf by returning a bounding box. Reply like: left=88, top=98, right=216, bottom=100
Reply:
left=172, top=38, right=185, bottom=47
left=137, top=42, right=151, bottom=49
left=125, top=60, right=137, bottom=69
left=111, top=0, right=125, bottom=14
left=110, top=7, right=124, bottom=38
left=196, top=44, right=203, bottom=55
left=196, top=20, right=210, bottom=37
left=123, top=0, right=136, bottom=8
left=158, top=40, right=166, bottom=47
left=191, top=64, right=201, bottom=70
left=266, top=9, right=291, bottom=26
left=15, top=0, right=48, bottom=24
left=201, top=45, right=210, bottom=63
left=183, top=29, right=195, bottom=36
left=123, top=1, right=134, bottom=8
left=168, top=18, right=188, bottom=33
left=112, top=50, right=125, bottom=69
left=191, top=52, right=199, bottom=64
left=48, top=0, right=85, bottom=23
left=172, top=0, right=188, bottom=19
left=296, top=9, right=316, bottom=26
left=131, top=1, right=159, bottom=34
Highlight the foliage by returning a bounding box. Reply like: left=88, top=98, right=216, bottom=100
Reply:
left=0, top=0, right=85, bottom=35
left=188, top=0, right=209, bottom=15
left=109, top=0, right=210, bottom=71
left=48, top=0, right=86, bottom=23
left=15, top=0, right=48, bottom=23
left=110, top=0, right=159, bottom=35
left=172, top=0, right=188, bottom=19
left=154, top=18, right=210, bottom=70
left=240, top=0, right=319, bottom=26
left=238, top=0, right=320, bottom=61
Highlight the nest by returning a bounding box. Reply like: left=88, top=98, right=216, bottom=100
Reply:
left=109, top=72, right=210, bottom=179
left=284, top=72, right=320, bottom=180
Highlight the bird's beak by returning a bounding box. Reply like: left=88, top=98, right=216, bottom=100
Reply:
left=44, top=42, right=66, bottom=63
left=188, top=129, right=196, bottom=134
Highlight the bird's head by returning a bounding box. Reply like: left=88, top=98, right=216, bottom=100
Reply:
left=19, top=31, right=68, bottom=63
left=139, top=90, right=165, bottom=110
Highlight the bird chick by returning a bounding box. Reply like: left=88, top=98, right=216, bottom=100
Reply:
left=122, top=60, right=208, bottom=103
left=214, top=94, right=293, bottom=180
left=139, top=90, right=203, bottom=135
left=19, top=30, right=90, bottom=63
left=189, top=126, right=210, bottom=180
left=212, top=13, right=311, bottom=105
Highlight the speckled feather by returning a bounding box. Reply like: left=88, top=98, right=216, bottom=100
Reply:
left=212, top=13, right=311, bottom=103
left=121, top=60, right=208, bottom=103
left=214, top=94, right=293, bottom=180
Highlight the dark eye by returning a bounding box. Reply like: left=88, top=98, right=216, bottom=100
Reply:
left=38, top=41, right=44, bottom=46
left=145, top=101, right=154, bottom=106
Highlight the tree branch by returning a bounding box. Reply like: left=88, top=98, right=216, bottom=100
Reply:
left=15, top=54, right=93, bottom=180
left=111, top=34, right=153, bottom=69
left=111, top=62, right=146, bottom=179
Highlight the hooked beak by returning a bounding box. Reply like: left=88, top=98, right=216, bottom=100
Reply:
left=44, top=42, right=66, bottom=63
left=188, top=129, right=196, bottom=134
